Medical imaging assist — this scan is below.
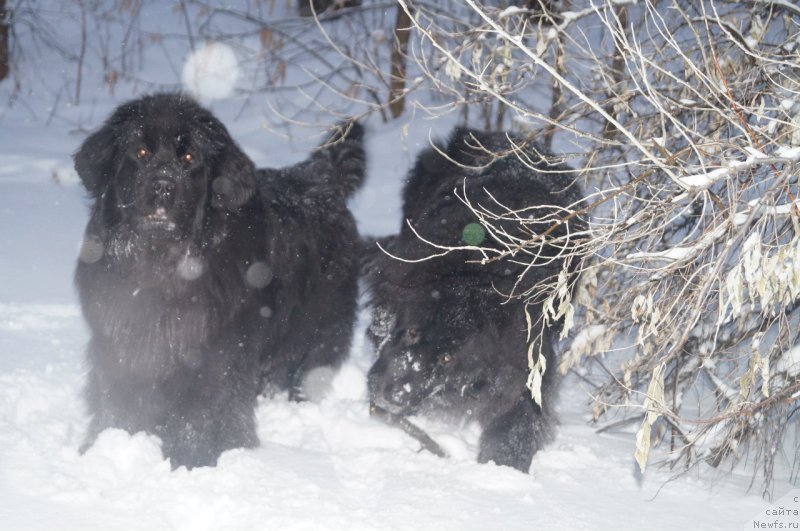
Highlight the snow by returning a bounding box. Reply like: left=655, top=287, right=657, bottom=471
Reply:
left=776, top=145, right=800, bottom=161
left=182, top=42, right=241, bottom=102
left=0, top=308, right=779, bottom=531
left=0, top=2, right=795, bottom=530
left=498, top=6, right=526, bottom=18
left=677, top=148, right=767, bottom=191
left=677, top=145, right=800, bottom=193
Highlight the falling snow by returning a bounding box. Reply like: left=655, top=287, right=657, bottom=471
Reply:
left=0, top=1, right=792, bottom=529
left=176, top=255, right=205, bottom=281
left=246, top=262, right=273, bottom=289
left=181, top=41, right=240, bottom=101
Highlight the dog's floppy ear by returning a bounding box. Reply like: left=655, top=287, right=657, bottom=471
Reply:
left=208, top=124, right=257, bottom=211
left=73, top=123, right=121, bottom=198
left=73, top=100, right=141, bottom=197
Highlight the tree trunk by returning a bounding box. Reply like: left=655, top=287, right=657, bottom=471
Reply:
left=0, top=0, right=9, bottom=82
left=389, top=5, right=412, bottom=119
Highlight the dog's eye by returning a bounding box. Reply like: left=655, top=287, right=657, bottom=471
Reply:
left=181, top=153, right=194, bottom=165
left=441, top=353, right=453, bottom=364
left=136, top=148, right=149, bottom=160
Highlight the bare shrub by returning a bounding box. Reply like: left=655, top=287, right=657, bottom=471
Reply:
left=386, top=0, right=800, bottom=495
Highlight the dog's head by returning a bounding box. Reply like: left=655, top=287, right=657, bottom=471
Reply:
left=367, top=304, right=507, bottom=418
left=74, top=93, right=256, bottom=241
left=364, top=237, right=521, bottom=418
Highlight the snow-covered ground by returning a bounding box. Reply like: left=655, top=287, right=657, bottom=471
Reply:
left=0, top=2, right=796, bottom=530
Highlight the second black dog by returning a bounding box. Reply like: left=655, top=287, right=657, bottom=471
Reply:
left=364, top=128, right=582, bottom=472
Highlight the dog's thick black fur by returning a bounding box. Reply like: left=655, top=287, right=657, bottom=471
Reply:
left=364, top=128, right=582, bottom=472
left=74, top=93, right=364, bottom=469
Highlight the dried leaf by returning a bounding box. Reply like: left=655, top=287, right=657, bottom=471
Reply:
left=634, top=364, right=665, bottom=474
left=634, top=424, right=651, bottom=474
left=524, top=304, right=533, bottom=343
left=526, top=349, right=547, bottom=407
left=445, top=57, right=461, bottom=82
left=760, top=355, right=770, bottom=399
left=725, top=267, right=743, bottom=318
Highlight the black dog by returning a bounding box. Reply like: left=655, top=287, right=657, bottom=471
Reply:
left=364, top=128, right=582, bottom=472
left=74, top=93, right=364, bottom=468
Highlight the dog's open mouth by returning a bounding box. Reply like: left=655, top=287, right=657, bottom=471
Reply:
left=371, top=387, right=436, bottom=418
left=139, top=207, right=177, bottom=233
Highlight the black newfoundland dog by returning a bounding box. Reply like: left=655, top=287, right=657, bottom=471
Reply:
left=74, top=93, right=364, bottom=469
left=364, top=128, right=582, bottom=472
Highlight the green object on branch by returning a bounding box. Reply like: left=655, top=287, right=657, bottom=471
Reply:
left=462, top=222, right=486, bottom=246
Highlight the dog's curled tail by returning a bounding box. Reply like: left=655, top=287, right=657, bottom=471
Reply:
left=317, top=121, right=366, bottom=198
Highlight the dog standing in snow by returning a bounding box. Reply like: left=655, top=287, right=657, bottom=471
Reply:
left=364, top=128, right=582, bottom=472
left=74, top=93, right=364, bottom=468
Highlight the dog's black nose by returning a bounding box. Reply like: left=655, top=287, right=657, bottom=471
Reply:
left=152, top=179, right=175, bottom=203
left=384, top=382, right=411, bottom=407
